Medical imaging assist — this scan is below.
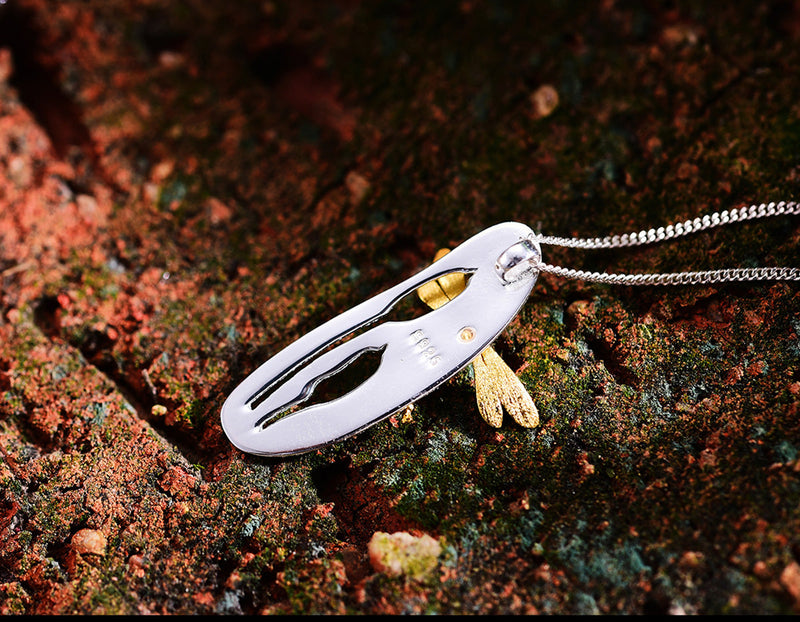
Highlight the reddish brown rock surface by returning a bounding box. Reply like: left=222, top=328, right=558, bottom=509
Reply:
left=1, top=0, right=799, bottom=614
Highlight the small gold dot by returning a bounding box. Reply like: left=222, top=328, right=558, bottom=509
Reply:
left=458, top=326, right=476, bottom=343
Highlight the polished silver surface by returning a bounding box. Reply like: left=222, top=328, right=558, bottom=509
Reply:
left=221, top=222, right=540, bottom=456
left=495, top=238, right=541, bottom=284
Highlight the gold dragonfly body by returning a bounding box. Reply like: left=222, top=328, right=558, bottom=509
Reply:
left=417, top=249, right=539, bottom=428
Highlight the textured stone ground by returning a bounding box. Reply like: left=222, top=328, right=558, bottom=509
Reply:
left=1, top=0, right=799, bottom=614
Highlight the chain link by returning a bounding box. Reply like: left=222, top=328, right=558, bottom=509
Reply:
left=536, top=264, right=800, bottom=286
left=532, top=201, right=799, bottom=286
left=534, top=200, right=799, bottom=249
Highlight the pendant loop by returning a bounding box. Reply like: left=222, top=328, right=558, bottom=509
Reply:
left=495, top=237, right=541, bottom=284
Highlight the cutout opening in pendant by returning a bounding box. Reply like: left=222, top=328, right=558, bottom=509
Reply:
left=257, top=344, right=387, bottom=428
left=245, top=269, right=475, bottom=420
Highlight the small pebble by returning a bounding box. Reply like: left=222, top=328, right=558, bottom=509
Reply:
left=71, top=529, right=107, bottom=556
left=530, top=84, right=559, bottom=118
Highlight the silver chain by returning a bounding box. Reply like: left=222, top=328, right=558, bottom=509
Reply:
left=533, top=201, right=799, bottom=286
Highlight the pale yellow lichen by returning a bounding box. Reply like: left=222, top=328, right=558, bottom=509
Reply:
left=367, top=531, right=441, bottom=580
left=151, top=404, right=168, bottom=417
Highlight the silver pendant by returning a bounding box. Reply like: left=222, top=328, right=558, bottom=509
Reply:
left=221, top=222, right=540, bottom=456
